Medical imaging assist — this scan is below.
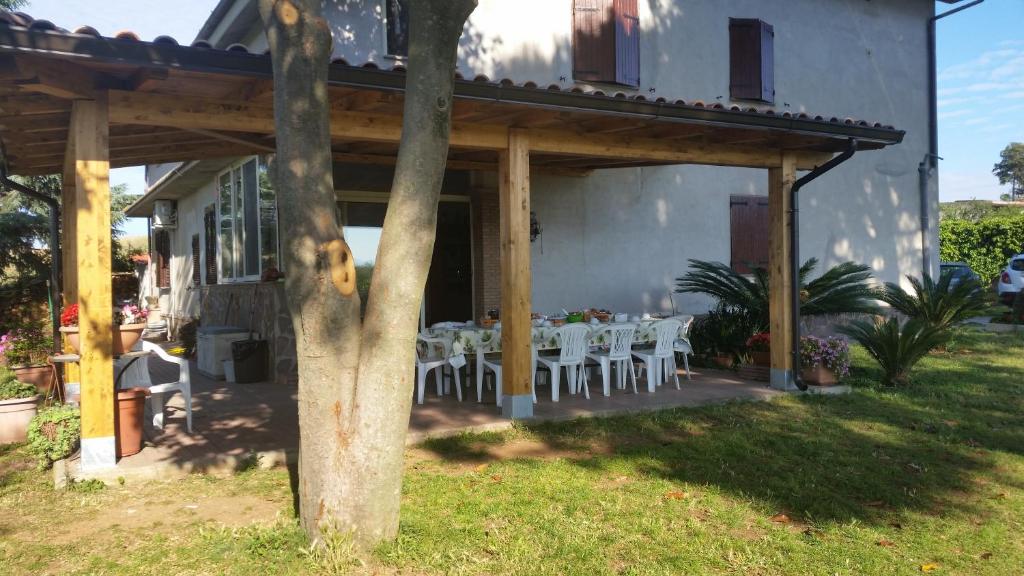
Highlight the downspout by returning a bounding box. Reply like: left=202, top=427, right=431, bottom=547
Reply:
left=925, top=0, right=984, bottom=276
left=0, top=169, right=63, bottom=354
left=790, top=139, right=858, bottom=391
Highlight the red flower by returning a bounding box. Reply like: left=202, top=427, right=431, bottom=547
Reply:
left=745, top=332, right=771, bottom=352
left=60, top=304, right=79, bottom=327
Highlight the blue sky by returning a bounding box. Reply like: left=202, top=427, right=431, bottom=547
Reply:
left=20, top=0, right=1022, bottom=238
left=935, top=0, right=1024, bottom=201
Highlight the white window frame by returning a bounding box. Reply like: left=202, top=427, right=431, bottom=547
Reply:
left=216, top=156, right=277, bottom=284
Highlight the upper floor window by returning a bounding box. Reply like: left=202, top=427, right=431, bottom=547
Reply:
left=729, top=18, right=775, bottom=103
left=572, top=0, right=640, bottom=88
left=386, top=0, right=409, bottom=57
left=217, top=157, right=280, bottom=283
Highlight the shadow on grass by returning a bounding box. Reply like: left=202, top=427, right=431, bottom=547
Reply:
left=419, top=331, right=1024, bottom=528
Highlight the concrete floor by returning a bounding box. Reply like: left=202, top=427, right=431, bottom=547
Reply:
left=61, top=355, right=780, bottom=484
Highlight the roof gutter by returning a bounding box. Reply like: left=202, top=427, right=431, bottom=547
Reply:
left=124, top=160, right=199, bottom=217
left=923, top=0, right=984, bottom=276
left=789, top=139, right=858, bottom=392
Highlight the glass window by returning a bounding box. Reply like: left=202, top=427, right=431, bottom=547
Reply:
left=218, top=157, right=281, bottom=281
left=258, top=158, right=279, bottom=273
left=242, top=159, right=260, bottom=277
left=1012, top=260, right=1024, bottom=272
left=218, top=172, right=235, bottom=279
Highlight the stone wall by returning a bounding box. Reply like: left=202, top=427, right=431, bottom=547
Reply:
left=198, top=282, right=297, bottom=386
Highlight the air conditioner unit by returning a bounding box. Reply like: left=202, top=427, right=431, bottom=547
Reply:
left=152, top=200, right=177, bottom=229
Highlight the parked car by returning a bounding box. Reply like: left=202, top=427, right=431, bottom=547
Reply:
left=939, top=262, right=981, bottom=290
left=996, top=255, right=1024, bottom=305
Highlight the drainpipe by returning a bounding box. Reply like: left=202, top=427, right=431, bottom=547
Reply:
left=0, top=170, right=63, bottom=354
left=925, top=0, right=984, bottom=276
left=790, top=139, right=858, bottom=391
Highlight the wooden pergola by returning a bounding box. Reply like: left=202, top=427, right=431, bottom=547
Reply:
left=0, top=16, right=903, bottom=468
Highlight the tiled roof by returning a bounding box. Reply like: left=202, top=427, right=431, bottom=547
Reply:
left=0, top=9, right=901, bottom=135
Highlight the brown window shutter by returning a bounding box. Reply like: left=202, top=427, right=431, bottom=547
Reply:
left=155, top=230, right=171, bottom=288
left=729, top=195, right=770, bottom=274
left=204, top=206, right=218, bottom=285
left=729, top=18, right=774, bottom=103
left=614, top=0, right=640, bottom=87
left=191, top=234, right=201, bottom=286
left=573, top=0, right=616, bottom=83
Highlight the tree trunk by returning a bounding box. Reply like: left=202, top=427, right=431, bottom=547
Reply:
left=260, top=0, right=476, bottom=548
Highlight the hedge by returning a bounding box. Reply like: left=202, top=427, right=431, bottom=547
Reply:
left=940, top=215, right=1024, bottom=282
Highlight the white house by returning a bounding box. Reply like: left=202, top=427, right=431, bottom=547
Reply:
left=124, top=0, right=948, bottom=385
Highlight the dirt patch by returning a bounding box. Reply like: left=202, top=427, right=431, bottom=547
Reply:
left=36, top=491, right=287, bottom=545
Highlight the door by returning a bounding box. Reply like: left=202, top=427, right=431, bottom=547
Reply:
left=425, top=202, right=473, bottom=325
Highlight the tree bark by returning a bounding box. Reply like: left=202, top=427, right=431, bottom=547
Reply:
left=260, top=0, right=476, bottom=548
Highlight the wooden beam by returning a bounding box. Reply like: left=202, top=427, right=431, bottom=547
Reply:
left=768, top=153, right=797, bottom=390
left=498, top=129, right=533, bottom=417
left=181, top=128, right=276, bottom=153
left=69, top=94, right=116, bottom=469
left=107, top=90, right=508, bottom=150
left=13, top=55, right=110, bottom=99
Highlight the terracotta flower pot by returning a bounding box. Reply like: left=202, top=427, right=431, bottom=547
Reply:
left=60, top=324, right=146, bottom=355
left=12, top=364, right=54, bottom=395
left=712, top=354, right=733, bottom=369
left=0, top=395, right=40, bottom=444
left=801, top=365, right=837, bottom=386
left=750, top=351, right=771, bottom=367
left=115, top=387, right=150, bottom=457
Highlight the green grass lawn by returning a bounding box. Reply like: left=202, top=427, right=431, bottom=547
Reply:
left=1, top=327, right=1022, bottom=575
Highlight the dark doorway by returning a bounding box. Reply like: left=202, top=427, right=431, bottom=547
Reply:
left=425, top=202, right=473, bottom=325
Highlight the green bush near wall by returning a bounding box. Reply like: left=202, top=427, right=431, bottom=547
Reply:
left=940, top=215, right=1024, bottom=282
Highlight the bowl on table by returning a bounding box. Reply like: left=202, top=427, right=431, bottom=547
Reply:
left=549, top=317, right=566, bottom=327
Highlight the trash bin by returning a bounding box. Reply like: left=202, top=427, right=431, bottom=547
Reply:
left=231, top=339, right=268, bottom=384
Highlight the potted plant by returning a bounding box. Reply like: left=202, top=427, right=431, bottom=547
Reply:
left=59, top=303, right=148, bottom=355
left=745, top=332, right=771, bottom=366
left=0, top=321, right=54, bottom=395
left=799, top=336, right=851, bottom=386
left=0, top=367, right=41, bottom=444
left=26, top=404, right=80, bottom=470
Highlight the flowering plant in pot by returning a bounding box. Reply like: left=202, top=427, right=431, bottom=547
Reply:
left=59, top=303, right=148, bottom=355
left=799, top=336, right=850, bottom=386
left=0, top=320, right=54, bottom=394
left=745, top=332, right=771, bottom=366
left=0, top=366, right=41, bottom=444
left=26, top=404, right=80, bottom=469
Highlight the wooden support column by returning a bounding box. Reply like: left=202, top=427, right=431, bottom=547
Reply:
left=498, top=129, right=533, bottom=418
left=61, top=121, right=80, bottom=391
left=768, top=154, right=797, bottom=390
left=68, top=94, right=116, bottom=469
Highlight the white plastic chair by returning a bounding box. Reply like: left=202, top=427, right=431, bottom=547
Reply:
left=632, top=319, right=683, bottom=393
left=416, top=334, right=462, bottom=404
left=117, top=340, right=193, bottom=433
left=673, top=315, right=695, bottom=381
left=587, top=323, right=638, bottom=396
left=481, top=334, right=538, bottom=408
left=536, top=324, right=592, bottom=402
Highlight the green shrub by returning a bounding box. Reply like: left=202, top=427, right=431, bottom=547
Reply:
left=690, top=305, right=761, bottom=363
left=939, top=215, right=1024, bottom=282
left=675, top=258, right=879, bottom=329
left=0, top=366, right=36, bottom=400
left=26, top=405, right=81, bottom=470
left=837, top=318, right=949, bottom=386
left=879, top=272, right=988, bottom=330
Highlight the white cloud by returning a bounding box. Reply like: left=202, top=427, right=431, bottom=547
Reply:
left=939, top=109, right=972, bottom=120
left=941, top=169, right=1009, bottom=202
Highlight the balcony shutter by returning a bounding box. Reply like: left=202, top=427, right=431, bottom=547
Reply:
left=155, top=229, right=171, bottom=288
left=729, top=18, right=774, bottom=103
left=191, top=234, right=201, bottom=286
left=204, top=206, right=218, bottom=285
left=573, top=0, right=616, bottom=83
left=614, top=0, right=640, bottom=87
left=729, top=195, right=769, bottom=274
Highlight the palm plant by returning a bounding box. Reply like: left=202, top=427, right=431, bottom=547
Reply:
left=879, top=272, right=987, bottom=330
left=837, top=317, right=949, bottom=386
left=675, top=258, right=880, bottom=327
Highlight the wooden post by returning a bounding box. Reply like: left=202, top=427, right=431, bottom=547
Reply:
left=69, top=95, right=116, bottom=469
left=61, top=122, right=80, bottom=389
left=768, top=154, right=797, bottom=390
left=498, top=129, right=533, bottom=418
